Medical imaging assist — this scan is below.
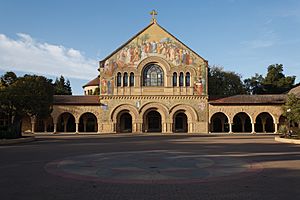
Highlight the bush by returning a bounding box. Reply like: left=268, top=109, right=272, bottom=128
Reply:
left=278, top=125, right=288, bottom=136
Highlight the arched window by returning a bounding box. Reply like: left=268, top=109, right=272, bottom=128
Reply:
left=185, top=72, right=190, bottom=87
left=117, top=72, right=121, bottom=87
left=143, top=64, right=164, bottom=86
left=130, top=72, right=134, bottom=87
left=179, top=72, right=184, bottom=87
left=173, top=72, right=177, bottom=87
left=123, top=72, right=128, bottom=87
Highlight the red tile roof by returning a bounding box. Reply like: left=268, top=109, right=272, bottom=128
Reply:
left=288, top=85, right=300, bottom=97
left=53, top=95, right=100, bottom=105
left=82, top=77, right=99, bottom=88
left=209, top=95, right=286, bottom=105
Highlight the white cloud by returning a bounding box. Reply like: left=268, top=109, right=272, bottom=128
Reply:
left=0, top=33, right=97, bottom=80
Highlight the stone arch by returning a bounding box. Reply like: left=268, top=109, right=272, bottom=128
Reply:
left=255, top=112, right=275, bottom=133
left=210, top=112, right=230, bottom=133
left=137, top=56, right=172, bottom=87
left=232, top=112, right=252, bottom=133
left=79, top=112, right=98, bottom=132
left=137, top=56, right=171, bottom=74
left=139, top=102, right=169, bottom=133
left=139, top=102, right=168, bottom=122
left=56, top=112, right=76, bottom=132
left=111, top=104, right=139, bottom=123
left=170, top=104, right=199, bottom=122
left=209, top=111, right=230, bottom=123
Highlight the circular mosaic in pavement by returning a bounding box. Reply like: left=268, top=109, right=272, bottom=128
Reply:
left=45, top=150, right=262, bottom=184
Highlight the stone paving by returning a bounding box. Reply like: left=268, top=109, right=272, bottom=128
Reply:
left=0, top=134, right=299, bottom=200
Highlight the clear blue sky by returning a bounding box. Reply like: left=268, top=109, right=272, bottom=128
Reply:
left=0, top=0, right=299, bottom=94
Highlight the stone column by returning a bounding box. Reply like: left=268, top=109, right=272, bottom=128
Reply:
left=229, top=123, right=233, bottom=134
left=251, top=123, right=256, bottom=134
left=75, top=123, right=79, bottom=134
left=53, top=123, right=57, bottom=134
left=274, top=123, right=278, bottom=134
left=31, top=122, right=35, bottom=133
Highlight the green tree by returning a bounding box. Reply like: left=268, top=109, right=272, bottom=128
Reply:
left=0, top=71, right=17, bottom=89
left=208, top=66, right=246, bottom=96
left=53, top=75, right=72, bottom=95
left=0, top=73, right=54, bottom=138
left=283, top=94, right=300, bottom=125
left=245, top=64, right=295, bottom=94
left=244, top=73, right=264, bottom=94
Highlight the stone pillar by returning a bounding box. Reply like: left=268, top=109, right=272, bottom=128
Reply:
left=162, top=122, right=167, bottom=133
left=31, top=122, right=35, bottom=133
left=251, top=123, right=256, bottom=134
left=53, top=123, right=57, bottom=134
left=229, top=123, right=233, bottom=134
left=75, top=123, right=79, bottom=134
left=274, top=123, right=278, bottom=134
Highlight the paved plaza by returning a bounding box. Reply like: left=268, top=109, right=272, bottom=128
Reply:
left=0, top=134, right=299, bottom=200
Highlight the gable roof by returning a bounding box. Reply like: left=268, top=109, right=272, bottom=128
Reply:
left=82, top=76, right=99, bottom=88
left=209, top=94, right=287, bottom=105
left=288, top=85, right=300, bottom=97
left=99, top=21, right=207, bottom=68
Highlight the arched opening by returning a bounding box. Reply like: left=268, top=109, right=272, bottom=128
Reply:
left=123, top=72, right=128, bottom=87
left=173, top=72, right=177, bottom=87
left=57, top=112, right=76, bottom=132
left=117, top=111, right=132, bottom=133
left=130, top=72, right=134, bottom=86
left=210, top=112, right=229, bottom=133
left=79, top=113, right=97, bottom=132
left=35, top=118, right=45, bottom=132
left=255, top=112, right=274, bottom=133
left=179, top=72, right=184, bottom=86
left=185, top=72, right=190, bottom=87
left=143, top=63, right=164, bottom=86
left=117, top=72, right=121, bottom=87
left=173, top=112, right=188, bottom=132
left=233, top=112, right=252, bottom=132
left=143, top=110, right=162, bottom=132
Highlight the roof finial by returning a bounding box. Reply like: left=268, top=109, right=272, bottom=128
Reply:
left=150, top=9, right=158, bottom=23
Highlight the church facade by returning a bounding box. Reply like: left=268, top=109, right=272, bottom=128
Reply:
left=20, top=16, right=297, bottom=135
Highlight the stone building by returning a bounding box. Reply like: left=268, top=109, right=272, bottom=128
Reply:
left=19, top=15, right=299, bottom=134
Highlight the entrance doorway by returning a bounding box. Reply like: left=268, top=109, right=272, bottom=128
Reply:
left=174, top=112, right=188, bottom=132
left=144, top=110, right=162, bottom=132
left=118, top=112, right=132, bottom=133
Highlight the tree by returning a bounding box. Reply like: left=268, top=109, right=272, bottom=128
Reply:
left=283, top=94, right=300, bottom=125
left=0, top=71, right=17, bottom=89
left=53, top=75, right=72, bottom=95
left=208, top=66, right=246, bottom=96
left=244, top=73, right=264, bottom=94
left=245, top=64, right=295, bottom=94
left=0, top=73, right=54, bottom=138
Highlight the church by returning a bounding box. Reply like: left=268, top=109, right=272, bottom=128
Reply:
left=21, top=12, right=298, bottom=135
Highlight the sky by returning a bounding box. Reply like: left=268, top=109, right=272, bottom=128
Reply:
left=0, top=0, right=300, bottom=94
